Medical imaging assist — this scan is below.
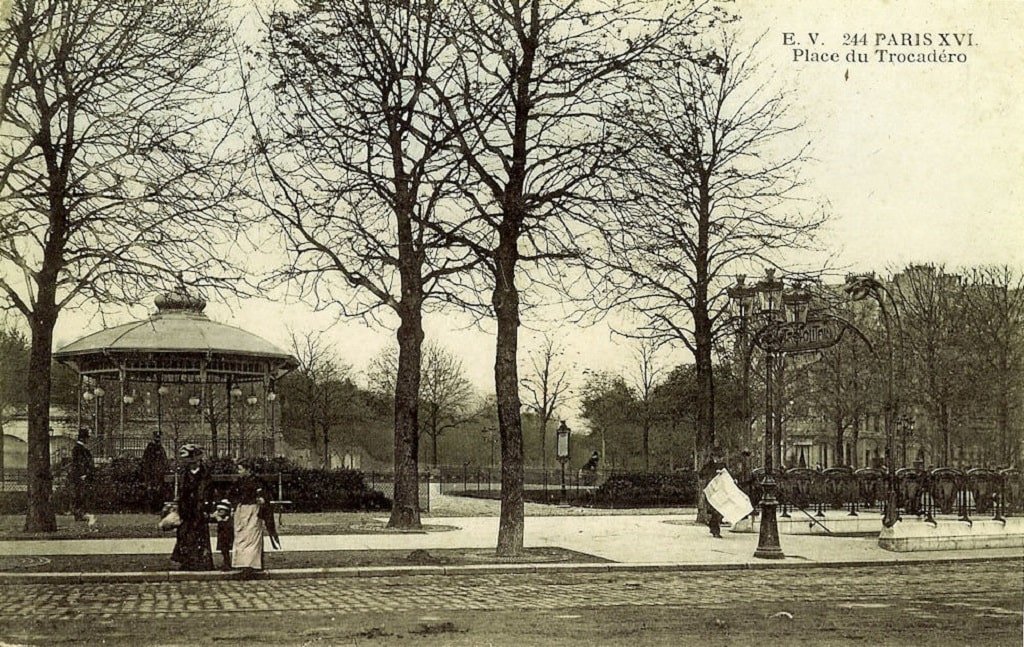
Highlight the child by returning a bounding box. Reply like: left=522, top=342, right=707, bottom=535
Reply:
left=212, top=499, right=234, bottom=570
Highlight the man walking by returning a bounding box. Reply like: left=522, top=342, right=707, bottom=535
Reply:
left=700, top=446, right=727, bottom=538
left=69, top=427, right=95, bottom=521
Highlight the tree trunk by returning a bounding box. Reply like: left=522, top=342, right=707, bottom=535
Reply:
left=834, top=415, right=845, bottom=468
left=322, top=425, right=329, bottom=469
left=307, top=396, right=317, bottom=468
left=693, top=182, right=715, bottom=523
left=431, top=425, right=439, bottom=468
left=387, top=302, right=423, bottom=529
left=851, top=415, right=860, bottom=469
left=25, top=308, right=58, bottom=532
left=494, top=237, right=524, bottom=556
left=539, top=415, right=547, bottom=473
left=642, top=420, right=650, bottom=472
left=998, top=369, right=1011, bottom=466
left=940, top=401, right=950, bottom=465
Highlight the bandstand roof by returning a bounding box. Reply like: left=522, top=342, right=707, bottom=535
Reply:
left=53, top=285, right=299, bottom=383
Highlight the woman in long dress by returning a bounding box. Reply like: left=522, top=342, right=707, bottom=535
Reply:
left=231, top=462, right=280, bottom=573
left=171, top=444, right=214, bottom=571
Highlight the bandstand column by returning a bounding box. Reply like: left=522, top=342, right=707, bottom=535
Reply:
left=226, top=377, right=233, bottom=459
left=76, top=373, right=83, bottom=431
left=262, top=367, right=270, bottom=457
left=202, top=370, right=213, bottom=456
left=119, top=367, right=126, bottom=455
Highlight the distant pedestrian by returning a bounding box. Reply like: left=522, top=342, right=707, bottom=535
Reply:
left=171, top=444, right=215, bottom=571
left=69, top=428, right=95, bottom=521
left=579, top=451, right=600, bottom=486
left=212, top=499, right=234, bottom=571
left=701, top=446, right=727, bottom=538
left=231, top=462, right=280, bottom=575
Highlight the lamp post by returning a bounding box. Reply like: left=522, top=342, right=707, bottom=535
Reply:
left=727, top=276, right=758, bottom=451
left=92, top=384, right=106, bottom=457
left=157, top=384, right=169, bottom=444
left=845, top=273, right=901, bottom=528
left=267, top=389, right=278, bottom=457
left=896, top=414, right=914, bottom=467
left=556, top=421, right=571, bottom=507
left=731, top=270, right=849, bottom=559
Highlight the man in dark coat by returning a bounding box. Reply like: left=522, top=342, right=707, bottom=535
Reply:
left=700, top=446, right=727, bottom=538
left=140, top=431, right=169, bottom=512
left=69, top=428, right=95, bottom=521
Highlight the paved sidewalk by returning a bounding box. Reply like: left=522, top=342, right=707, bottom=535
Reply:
left=2, top=507, right=1021, bottom=583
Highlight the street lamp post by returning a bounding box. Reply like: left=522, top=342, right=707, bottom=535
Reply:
left=727, top=276, right=758, bottom=452
left=556, top=421, right=571, bottom=507
left=731, top=271, right=850, bottom=559
left=188, top=393, right=201, bottom=457
left=267, top=389, right=278, bottom=457
left=896, top=414, right=914, bottom=467
left=845, top=273, right=902, bottom=528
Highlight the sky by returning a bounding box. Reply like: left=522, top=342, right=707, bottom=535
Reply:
left=26, top=0, right=1024, bottom=425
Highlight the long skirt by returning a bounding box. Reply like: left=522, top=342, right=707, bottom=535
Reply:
left=171, top=517, right=214, bottom=571
left=232, top=504, right=264, bottom=570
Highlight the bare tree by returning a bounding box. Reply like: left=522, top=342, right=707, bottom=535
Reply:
left=628, top=339, right=663, bottom=472
left=961, top=266, right=1024, bottom=466
left=0, top=0, right=243, bottom=531
left=596, top=33, right=821, bottom=491
left=0, top=324, right=28, bottom=485
left=282, top=330, right=353, bottom=469
left=253, top=0, right=480, bottom=529
left=427, top=0, right=706, bottom=556
left=890, top=265, right=969, bottom=465
left=368, top=341, right=474, bottom=467
left=579, top=370, right=636, bottom=471
left=521, top=334, right=573, bottom=471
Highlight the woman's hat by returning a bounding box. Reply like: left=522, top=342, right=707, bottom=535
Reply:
left=215, top=500, right=231, bottom=512
left=178, top=443, right=203, bottom=458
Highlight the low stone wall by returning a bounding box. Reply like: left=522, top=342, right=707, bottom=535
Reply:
left=878, top=517, right=1024, bottom=552
left=730, top=511, right=882, bottom=535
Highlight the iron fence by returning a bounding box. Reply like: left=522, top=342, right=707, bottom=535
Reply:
left=364, top=471, right=433, bottom=513
left=434, top=464, right=598, bottom=499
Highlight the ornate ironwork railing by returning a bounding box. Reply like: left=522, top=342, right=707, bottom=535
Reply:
left=769, top=466, right=1022, bottom=523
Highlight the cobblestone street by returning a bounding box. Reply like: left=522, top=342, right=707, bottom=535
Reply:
left=1, top=561, right=1020, bottom=645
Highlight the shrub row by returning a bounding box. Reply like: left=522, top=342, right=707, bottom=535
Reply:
left=592, top=471, right=700, bottom=508
left=450, top=471, right=701, bottom=508
left=45, top=456, right=390, bottom=514
left=0, top=491, right=27, bottom=515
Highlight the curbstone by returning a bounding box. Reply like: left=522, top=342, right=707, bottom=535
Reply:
left=0, top=552, right=1019, bottom=585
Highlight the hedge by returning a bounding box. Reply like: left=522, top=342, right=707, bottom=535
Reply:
left=592, top=471, right=700, bottom=508
left=46, top=456, right=390, bottom=514
left=0, top=491, right=27, bottom=515
left=451, top=471, right=701, bottom=508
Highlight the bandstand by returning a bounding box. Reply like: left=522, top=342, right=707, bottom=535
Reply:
left=53, top=283, right=298, bottom=460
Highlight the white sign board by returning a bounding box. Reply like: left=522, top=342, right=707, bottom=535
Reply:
left=703, top=469, right=753, bottom=524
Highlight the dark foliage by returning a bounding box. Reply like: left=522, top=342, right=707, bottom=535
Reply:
left=53, top=456, right=157, bottom=513
left=0, top=491, right=27, bottom=515
left=592, top=472, right=700, bottom=508
left=50, top=456, right=390, bottom=514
